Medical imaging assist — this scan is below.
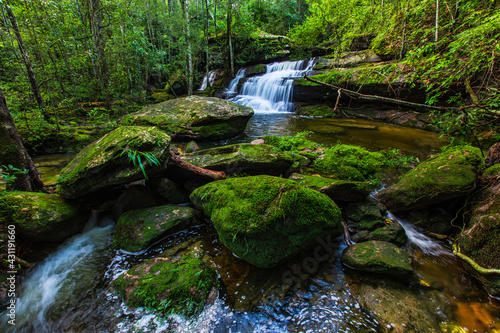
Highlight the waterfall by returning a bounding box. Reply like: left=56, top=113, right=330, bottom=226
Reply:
left=198, top=71, right=217, bottom=91
left=230, top=59, right=317, bottom=114
left=387, top=212, right=451, bottom=256
left=1, top=223, right=114, bottom=332
left=226, top=68, right=246, bottom=95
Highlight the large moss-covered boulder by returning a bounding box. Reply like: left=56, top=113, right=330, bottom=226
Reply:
left=113, top=255, right=218, bottom=317
left=169, top=144, right=294, bottom=179
left=455, top=175, right=500, bottom=297
left=0, top=192, right=88, bottom=242
left=190, top=175, right=342, bottom=268
left=58, top=126, right=171, bottom=199
left=377, top=146, right=482, bottom=212
left=114, top=205, right=200, bottom=252
left=289, top=174, right=372, bottom=202
left=122, top=96, right=254, bottom=141
left=342, top=240, right=412, bottom=277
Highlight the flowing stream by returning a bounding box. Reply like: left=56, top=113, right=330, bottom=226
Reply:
left=3, top=59, right=500, bottom=332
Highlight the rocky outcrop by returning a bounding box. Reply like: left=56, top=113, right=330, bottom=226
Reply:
left=342, top=240, right=413, bottom=277
left=377, top=146, right=482, bottom=212
left=190, top=175, right=342, bottom=268
left=289, top=173, right=372, bottom=202
left=122, top=96, right=254, bottom=141
left=167, top=143, right=294, bottom=179
left=0, top=192, right=88, bottom=242
left=58, top=126, right=170, bottom=199
left=113, top=255, right=218, bottom=317
left=113, top=205, right=200, bottom=252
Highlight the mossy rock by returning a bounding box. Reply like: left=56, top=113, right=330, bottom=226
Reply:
left=377, top=146, right=482, bottom=212
left=313, top=144, right=386, bottom=181
left=483, top=164, right=500, bottom=178
left=455, top=176, right=500, bottom=296
left=352, top=220, right=407, bottom=246
left=190, top=175, right=342, bottom=268
left=114, top=205, right=200, bottom=252
left=171, top=143, right=294, bottom=178
left=0, top=192, right=88, bottom=242
left=122, top=96, right=254, bottom=141
left=345, top=199, right=384, bottom=223
left=58, top=126, right=171, bottom=199
left=342, top=240, right=413, bottom=277
left=113, top=255, right=218, bottom=317
left=289, top=174, right=372, bottom=202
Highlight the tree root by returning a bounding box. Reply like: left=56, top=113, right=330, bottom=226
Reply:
left=453, top=244, right=500, bottom=275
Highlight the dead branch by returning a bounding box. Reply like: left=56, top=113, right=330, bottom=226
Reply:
left=168, top=149, right=226, bottom=180
left=304, top=76, right=449, bottom=111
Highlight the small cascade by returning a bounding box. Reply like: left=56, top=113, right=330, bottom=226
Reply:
left=198, top=71, right=218, bottom=91
left=1, top=222, right=114, bottom=332
left=387, top=212, right=451, bottom=255
left=230, top=58, right=317, bottom=113
left=226, top=68, right=246, bottom=95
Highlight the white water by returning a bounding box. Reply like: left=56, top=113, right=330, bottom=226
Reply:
left=387, top=212, right=451, bottom=255
left=198, top=70, right=218, bottom=91
left=1, top=222, right=114, bottom=332
left=230, top=59, right=317, bottom=114
left=226, top=68, right=246, bottom=95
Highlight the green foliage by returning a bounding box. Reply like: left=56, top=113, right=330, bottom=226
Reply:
left=1, top=165, right=27, bottom=186
left=264, top=131, right=318, bottom=153
left=119, top=147, right=160, bottom=181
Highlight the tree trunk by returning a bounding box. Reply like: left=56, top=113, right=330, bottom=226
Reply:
left=0, top=89, right=44, bottom=192
left=226, top=0, right=234, bottom=78
left=5, top=5, right=50, bottom=122
left=204, top=0, right=210, bottom=88
left=182, top=0, right=193, bottom=95
left=435, top=0, right=439, bottom=43
left=87, top=0, right=109, bottom=100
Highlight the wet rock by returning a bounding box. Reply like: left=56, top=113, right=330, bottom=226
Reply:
left=289, top=174, right=372, bottom=202
left=122, top=96, right=254, bottom=141
left=345, top=198, right=385, bottom=223
left=0, top=192, right=88, bottom=242
left=149, top=178, right=189, bottom=204
left=377, top=146, right=482, bottom=212
left=112, top=255, right=218, bottom=317
left=342, top=240, right=413, bottom=277
left=112, top=185, right=164, bottom=220
left=185, top=141, right=201, bottom=153
left=113, top=205, right=200, bottom=252
left=168, top=143, right=294, bottom=179
left=358, top=280, right=442, bottom=332
left=250, top=138, right=265, bottom=144
left=58, top=126, right=171, bottom=200
left=352, top=220, right=407, bottom=246
left=455, top=174, right=500, bottom=297
left=190, top=175, right=342, bottom=268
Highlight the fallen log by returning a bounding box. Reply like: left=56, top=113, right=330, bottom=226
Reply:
left=168, top=149, right=226, bottom=180
left=304, top=76, right=448, bottom=111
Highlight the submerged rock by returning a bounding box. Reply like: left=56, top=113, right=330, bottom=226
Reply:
left=58, top=126, right=170, bottom=199
left=113, top=255, right=218, bottom=317
left=122, top=96, right=254, bottom=141
left=190, top=175, right=342, bottom=268
left=377, top=146, right=482, bottom=212
left=341, top=240, right=412, bottom=277
left=114, top=205, right=200, bottom=252
left=0, top=192, right=88, bottom=242
left=168, top=143, right=294, bottom=178
left=289, top=173, right=372, bottom=201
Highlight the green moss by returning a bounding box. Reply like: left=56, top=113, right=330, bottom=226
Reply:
left=190, top=175, right=342, bottom=268
left=113, top=255, right=218, bottom=317
left=113, top=206, right=198, bottom=252
left=483, top=164, right=500, bottom=178
left=378, top=146, right=482, bottom=211
left=313, top=144, right=386, bottom=181
left=0, top=191, right=87, bottom=241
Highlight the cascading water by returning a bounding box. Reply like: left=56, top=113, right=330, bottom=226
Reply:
left=230, top=59, right=317, bottom=113
left=0, top=221, right=114, bottom=332
left=198, top=71, right=218, bottom=91
left=226, top=68, right=246, bottom=95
